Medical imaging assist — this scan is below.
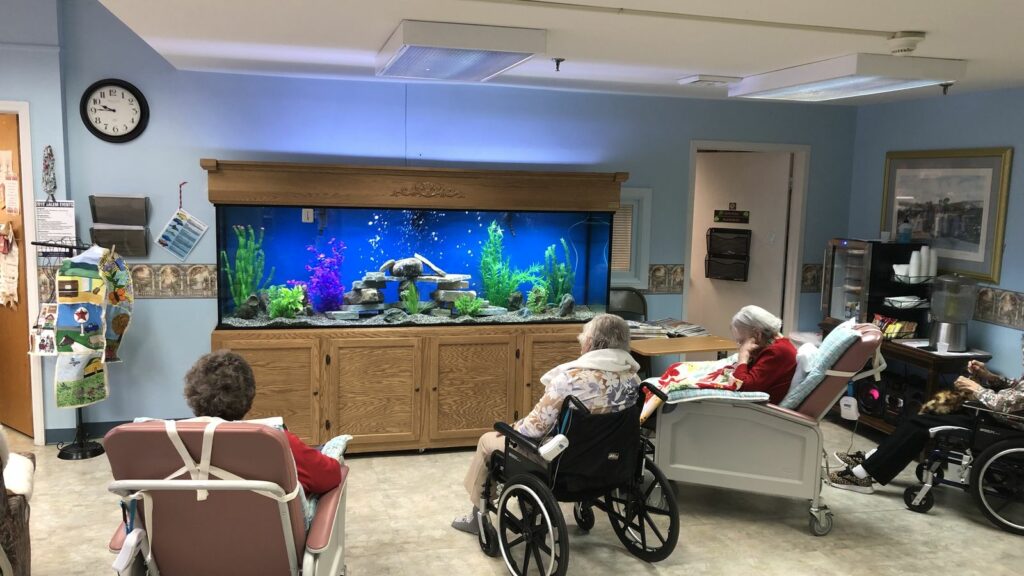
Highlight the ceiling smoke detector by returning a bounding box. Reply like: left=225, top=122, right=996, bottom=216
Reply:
left=889, top=31, right=926, bottom=56
left=377, top=21, right=546, bottom=82
left=677, top=75, right=742, bottom=87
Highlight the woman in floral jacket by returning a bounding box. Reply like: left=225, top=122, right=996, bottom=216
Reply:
left=452, top=313, right=640, bottom=534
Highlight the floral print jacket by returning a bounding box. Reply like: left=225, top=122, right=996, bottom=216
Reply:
left=978, top=356, right=1024, bottom=431
left=513, top=348, right=640, bottom=439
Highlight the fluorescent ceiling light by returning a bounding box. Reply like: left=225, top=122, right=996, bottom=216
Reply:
left=377, top=21, right=545, bottom=82
left=677, top=74, right=741, bottom=87
left=729, top=53, right=966, bottom=101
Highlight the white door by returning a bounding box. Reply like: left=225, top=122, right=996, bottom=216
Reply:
left=687, top=151, right=793, bottom=342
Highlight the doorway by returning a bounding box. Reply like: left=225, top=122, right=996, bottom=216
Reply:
left=685, top=141, right=809, bottom=345
left=0, top=112, right=32, bottom=436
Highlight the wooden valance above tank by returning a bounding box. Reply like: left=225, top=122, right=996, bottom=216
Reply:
left=201, top=158, right=628, bottom=212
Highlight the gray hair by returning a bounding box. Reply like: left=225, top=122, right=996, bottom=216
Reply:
left=580, top=313, right=631, bottom=352
left=731, top=305, right=783, bottom=343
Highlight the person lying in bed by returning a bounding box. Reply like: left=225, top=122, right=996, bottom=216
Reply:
left=729, top=305, right=797, bottom=404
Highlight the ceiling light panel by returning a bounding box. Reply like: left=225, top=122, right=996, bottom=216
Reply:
left=729, top=53, right=966, bottom=101
left=377, top=21, right=546, bottom=82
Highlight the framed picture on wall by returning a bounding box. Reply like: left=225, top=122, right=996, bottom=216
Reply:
left=881, top=147, right=1013, bottom=283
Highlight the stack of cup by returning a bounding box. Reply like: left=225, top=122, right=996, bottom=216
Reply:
left=909, top=250, right=922, bottom=280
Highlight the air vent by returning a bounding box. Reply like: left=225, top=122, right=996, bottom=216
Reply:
left=377, top=21, right=546, bottom=82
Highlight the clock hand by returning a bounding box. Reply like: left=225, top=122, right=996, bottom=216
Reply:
left=100, top=105, right=117, bottom=112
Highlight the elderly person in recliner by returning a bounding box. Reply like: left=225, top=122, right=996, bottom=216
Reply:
left=452, top=313, right=640, bottom=534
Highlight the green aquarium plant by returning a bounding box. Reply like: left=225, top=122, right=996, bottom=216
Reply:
left=543, top=239, right=575, bottom=304
left=454, top=295, right=485, bottom=317
left=266, top=284, right=306, bottom=319
left=220, top=225, right=275, bottom=310
left=479, top=221, right=541, bottom=309
left=401, top=283, right=423, bottom=314
left=527, top=284, right=549, bottom=314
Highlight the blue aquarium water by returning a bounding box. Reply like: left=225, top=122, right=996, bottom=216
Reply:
left=216, top=206, right=612, bottom=327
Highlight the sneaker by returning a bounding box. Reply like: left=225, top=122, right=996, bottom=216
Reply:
left=833, top=450, right=866, bottom=468
left=827, top=469, right=875, bottom=494
left=451, top=507, right=480, bottom=535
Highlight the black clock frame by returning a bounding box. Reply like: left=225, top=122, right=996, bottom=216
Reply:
left=79, top=78, right=150, bottom=143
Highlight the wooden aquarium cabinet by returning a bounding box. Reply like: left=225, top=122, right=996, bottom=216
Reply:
left=212, top=324, right=583, bottom=453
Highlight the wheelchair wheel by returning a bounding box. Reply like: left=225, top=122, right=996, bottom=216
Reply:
left=573, top=502, right=595, bottom=532
left=605, top=458, right=679, bottom=562
left=915, top=462, right=944, bottom=484
left=903, top=486, right=935, bottom=513
left=479, top=512, right=500, bottom=558
left=496, top=474, right=569, bottom=576
left=969, top=440, right=1024, bottom=535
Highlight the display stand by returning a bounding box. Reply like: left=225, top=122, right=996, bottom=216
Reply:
left=31, top=239, right=106, bottom=460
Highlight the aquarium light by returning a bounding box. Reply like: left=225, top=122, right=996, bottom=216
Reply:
left=729, top=53, right=966, bottom=101
left=377, top=21, right=546, bottom=82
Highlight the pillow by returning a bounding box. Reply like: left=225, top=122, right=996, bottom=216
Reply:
left=791, top=343, right=819, bottom=386
left=667, top=388, right=770, bottom=404
left=3, top=452, right=35, bottom=500
left=780, top=319, right=860, bottom=409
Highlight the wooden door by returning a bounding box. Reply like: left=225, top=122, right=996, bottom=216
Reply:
left=329, top=337, right=422, bottom=449
left=428, top=334, right=517, bottom=441
left=0, top=113, right=31, bottom=436
left=212, top=336, right=321, bottom=444
left=521, top=332, right=581, bottom=413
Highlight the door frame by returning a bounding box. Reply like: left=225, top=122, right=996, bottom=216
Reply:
left=686, top=140, right=810, bottom=335
left=0, top=101, right=43, bottom=443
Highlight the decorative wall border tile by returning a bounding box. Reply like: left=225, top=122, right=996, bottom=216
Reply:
left=974, top=286, right=1024, bottom=329
left=801, top=263, right=823, bottom=293
left=38, top=263, right=217, bottom=300
left=645, top=264, right=685, bottom=294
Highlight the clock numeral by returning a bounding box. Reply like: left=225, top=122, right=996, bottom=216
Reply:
left=132, top=108, right=138, bottom=114
left=103, top=124, right=109, bottom=130
left=94, top=116, right=101, bottom=123
left=112, top=127, right=119, bottom=134
left=99, top=90, right=105, bottom=98
left=92, top=98, right=99, bottom=105
left=131, top=117, right=136, bottom=125
left=90, top=107, right=96, bottom=113
left=121, top=91, right=126, bottom=99
left=128, top=98, right=135, bottom=104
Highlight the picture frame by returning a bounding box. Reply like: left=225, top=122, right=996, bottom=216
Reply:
left=881, top=147, right=1013, bottom=284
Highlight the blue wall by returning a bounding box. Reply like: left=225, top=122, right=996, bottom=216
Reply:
left=43, top=0, right=859, bottom=433
left=850, top=87, right=1024, bottom=377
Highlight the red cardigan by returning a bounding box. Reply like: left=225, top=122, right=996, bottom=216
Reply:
left=732, top=337, right=797, bottom=404
left=285, top=430, right=342, bottom=495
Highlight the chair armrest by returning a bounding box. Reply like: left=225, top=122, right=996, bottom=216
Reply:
left=761, top=404, right=818, bottom=426
left=306, top=465, right=349, bottom=553
left=109, top=522, right=127, bottom=553
left=494, top=422, right=541, bottom=454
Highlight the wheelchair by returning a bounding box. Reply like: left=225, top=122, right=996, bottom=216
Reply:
left=476, top=382, right=680, bottom=575
left=904, top=402, right=1024, bottom=535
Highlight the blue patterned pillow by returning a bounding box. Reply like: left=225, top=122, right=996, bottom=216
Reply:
left=666, top=388, right=770, bottom=404
left=780, top=320, right=860, bottom=409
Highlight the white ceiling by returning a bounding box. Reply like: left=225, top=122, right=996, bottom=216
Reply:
left=99, top=0, right=1024, bottom=104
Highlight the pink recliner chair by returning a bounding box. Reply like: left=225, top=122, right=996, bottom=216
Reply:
left=105, top=420, right=348, bottom=575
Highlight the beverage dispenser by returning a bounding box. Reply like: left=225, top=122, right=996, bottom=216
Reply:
left=929, top=274, right=979, bottom=352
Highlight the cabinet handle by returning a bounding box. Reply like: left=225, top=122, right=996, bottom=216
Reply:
left=526, top=382, right=531, bottom=387
left=312, top=391, right=319, bottom=397
left=415, top=387, right=420, bottom=392
left=432, top=387, right=438, bottom=392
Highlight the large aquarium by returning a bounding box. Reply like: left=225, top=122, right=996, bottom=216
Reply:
left=216, top=207, right=613, bottom=328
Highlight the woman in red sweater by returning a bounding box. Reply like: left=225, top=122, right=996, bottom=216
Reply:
left=183, top=350, right=342, bottom=495
left=730, top=305, right=797, bottom=404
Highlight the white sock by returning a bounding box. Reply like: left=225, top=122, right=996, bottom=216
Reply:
left=851, top=465, right=870, bottom=480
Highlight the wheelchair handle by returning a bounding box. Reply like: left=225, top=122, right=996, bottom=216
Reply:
left=641, top=380, right=668, bottom=402
left=494, top=422, right=541, bottom=454
left=562, top=395, right=591, bottom=415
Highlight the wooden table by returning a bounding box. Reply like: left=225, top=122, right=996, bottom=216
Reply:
left=630, top=335, right=737, bottom=357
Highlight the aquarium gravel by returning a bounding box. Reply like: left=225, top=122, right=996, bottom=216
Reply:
left=221, top=306, right=599, bottom=329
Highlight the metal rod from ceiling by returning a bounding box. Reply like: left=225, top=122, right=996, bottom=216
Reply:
left=466, top=0, right=895, bottom=38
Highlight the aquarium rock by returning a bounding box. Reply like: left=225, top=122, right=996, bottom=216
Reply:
left=478, top=306, right=508, bottom=316
left=507, top=291, right=523, bottom=311
left=258, top=292, right=269, bottom=312
left=304, top=305, right=315, bottom=316
left=379, top=259, right=396, bottom=274
left=414, top=253, right=446, bottom=277
left=235, top=294, right=260, bottom=320
left=344, top=288, right=382, bottom=305
left=382, top=308, right=407, bottom=323
left=398, top=279, right=414, bottom=296
left=353, top=279, right=385, bottom=290
left=392, top=258, right=423, bottom=278
left=438, top=280, right=469, bottom=290
left=327, top=310, right=359, bottom=321
left=518, top=307, right=531, bottom=318
left=432, top=289, right=476, bottom=302
left=341, top=303, right=388, bottom=312
left=364, top=272, right=386, bottom=282
left=430, top=308, right=452, bottom=317
left=558, top=293, right=576, bottom=317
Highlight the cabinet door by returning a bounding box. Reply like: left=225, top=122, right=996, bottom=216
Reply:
left=428, top=335, right=517, bottom=441
left=329, top=338, right=422, bottom=448
left=522, top=333, right=582, bottom=411
left=213, top=337, right=321, bottom=444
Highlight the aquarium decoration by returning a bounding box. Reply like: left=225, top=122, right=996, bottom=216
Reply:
left=220, top=225, right=274, bottom=312
left=480, top=221, right=541, bottom=310
left=305, top=238, right=346, bottom=313
left=454, top=294, right=485, bottom=317
left=400, top=282, right=425, bottom=315
left=527, top=284, right=549, bottom=314
left=543, top=239, right=575, bottom=305
left=266, top=284, right=306, bottom=319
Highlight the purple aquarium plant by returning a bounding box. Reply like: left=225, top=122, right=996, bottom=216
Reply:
left=305, top=238, right=347, bottom=313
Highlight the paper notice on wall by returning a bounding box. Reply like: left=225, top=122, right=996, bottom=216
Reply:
left=0, top=232, right=19, bottom=308
left=34, top=200, right=77, bottom=255
left=155, top=208, right=207, bottom=261
left=2, top=176, right=19, bottom=215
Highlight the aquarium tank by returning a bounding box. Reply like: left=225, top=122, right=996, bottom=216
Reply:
left=216, top=207, right=613, bottom=328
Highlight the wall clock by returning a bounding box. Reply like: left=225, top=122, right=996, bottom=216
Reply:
left=79, top=79, right=149, bottom=143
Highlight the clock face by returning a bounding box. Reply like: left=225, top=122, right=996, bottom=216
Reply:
left=80, top=79, right=149, bottom=143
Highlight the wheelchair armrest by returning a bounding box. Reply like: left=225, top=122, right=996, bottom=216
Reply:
left=640, top=380, right=668, bottom=402
left=963, top=401, right=1024, bottom=424
left=494, top=422, right=541, bottom=454
left=306, top=465, right=349, bottom=553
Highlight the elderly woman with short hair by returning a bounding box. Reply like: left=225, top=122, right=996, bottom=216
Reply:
left=452, top=313, right=641, bottom=534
